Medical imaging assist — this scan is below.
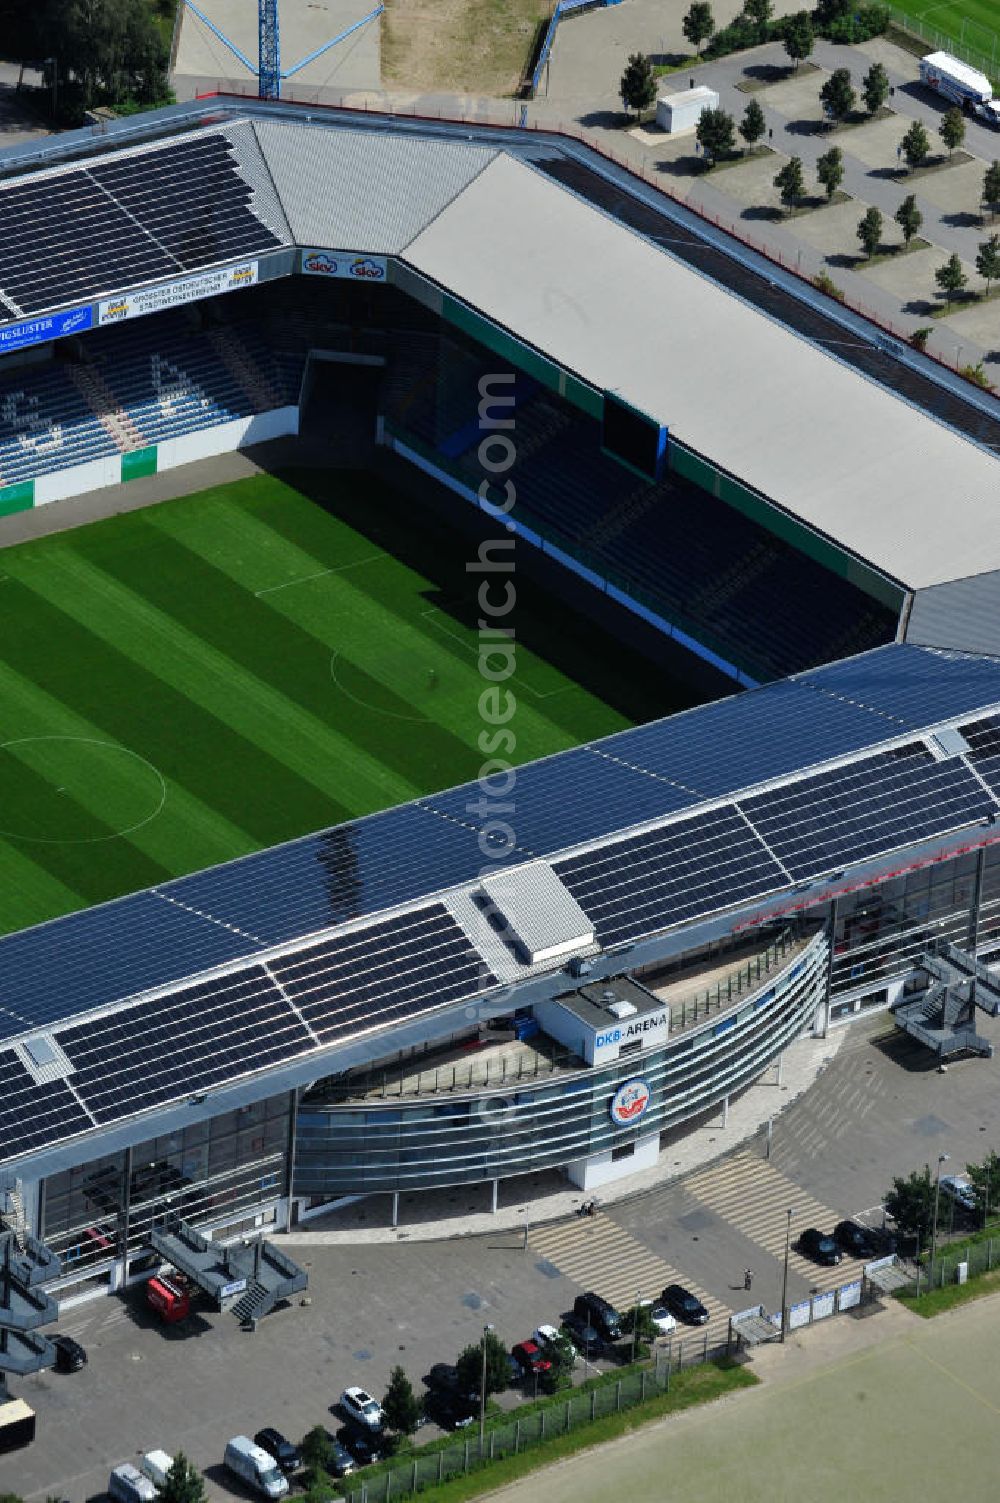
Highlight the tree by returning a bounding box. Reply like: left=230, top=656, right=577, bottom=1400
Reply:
left=939, top=105, right=965, bottom=158
left=782, top=11, right=814, bottom=71
left=966, top=1149, right=1000, bottom=1218
left=774, top=155, right=806, bottom=212
left=696, top=107, right=736, bottom=165
left=28, top=0, right=170, bottom=122
left=619, top=52, right=656, bottom=118
left=382, top=1366, right=422, bottom=1435
left=300, top=1425, right=332, bottom=1483
left=742, top=0, right=772, bottom=35
left=856, top=205, right=883, bottom=258
left=456, top=1330, right=509, bottom=1400
left=975, top=234, right=1000, bottom=296
left=739, top=97, right=766, bottom=152
left=901, top=118, right=931, bottom=171
left=816, top=145, right=843, bottom=199
left=884, top=1165, right=941, bottom=1252
left=160, top=1455, right=207, bottom=1503
left=682, top=1, right=715, bottom=54
left=894, top=193, right=922, bottom=245
left=935, top=251, right=968, bottom=305
left=984, top=160, right=1000, bottom=220
left=820, top=66, right=855, bottom=124
left=861, top=60, right=889, bottom=115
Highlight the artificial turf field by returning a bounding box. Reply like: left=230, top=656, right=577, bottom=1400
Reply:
left=0, top=466, right=696, bottom=938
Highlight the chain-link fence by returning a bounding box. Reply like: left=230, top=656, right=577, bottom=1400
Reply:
left=342, top=1340, right=710, bottom=1503
left=886, top=6, right=999, bottom=84
left=910, top=1235, right=1000, bottom=1294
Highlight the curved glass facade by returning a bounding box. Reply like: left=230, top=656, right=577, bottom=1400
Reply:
left=293, top=930, right=829, bottom=1195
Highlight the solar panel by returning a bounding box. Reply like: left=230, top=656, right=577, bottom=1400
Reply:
left=957, top=714, right=1000, bottom=799
left=58, top=965, right=311, bottom=1124
left=595, top=675, right=901, bottom=801
left=740, top=744, right=996, bottom=881
left=800, top=644, right=1000, bottom=729
left=0, top=1052, right=92, bottom=1161
left=0, top=134, right=281, bottom=316
left=553, top=806, right=788, bottom=946
left=161, top=804, right=491, bottom=948
left=270, top=903, right=496, bottom=1044
left=0, top=892, right=258, bottom=1046
left=419, top=748, right=698, bottom=859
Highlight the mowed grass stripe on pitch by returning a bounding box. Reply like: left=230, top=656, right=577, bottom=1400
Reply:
left=143, top=495, right=595, bottom=773
left=0, top=575, right=350, bottom=853
left=4, top=543, right=419, bottom=819
left=0, top=656, right=264, bottom=891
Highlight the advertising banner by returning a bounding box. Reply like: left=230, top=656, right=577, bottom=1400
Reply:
left=98, top=262, right=259, bottom=325
left=301, top=249, right=388, bottom=283
left=0, top=306, right=93, bottom=352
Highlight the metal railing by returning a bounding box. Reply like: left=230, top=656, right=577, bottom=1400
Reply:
left=342, top=1338, right=710, bottom=1503
left=331, top=1037, right=583, bottom=1101
left=666, top=927, right=803, bottom=1034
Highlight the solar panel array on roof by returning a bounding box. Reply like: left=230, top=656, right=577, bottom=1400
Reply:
left=739, top=743, right=996, bottom=881
left=163, top=805, right=492, bottom=950
left=553, top=806, right=788, bottom=946
left=799, top=644, right=1000, bottom=728
left=88, top=136, right=279, bottom=271
left=0, top=135, right=280, bottom=315
left=0, top=1052, right=92, bottom=1161
left=270, top=904, right=495, bottom=1044
left=420, top=747, right=698, bottom=859
left=58, top=965, right=311, bottom=1124
left=957, top=713, right=1000, bottom=798
left=596, top=677, right=901, bottom=801
left=0, top=892, right=258, bottom=1046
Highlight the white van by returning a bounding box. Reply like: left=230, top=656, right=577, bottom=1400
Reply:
left=140, top=1450, right=175, bottom=1489
left=224, top=1435, right=290, bottom=1499
left=108, top=1463, right=158, bottom=1503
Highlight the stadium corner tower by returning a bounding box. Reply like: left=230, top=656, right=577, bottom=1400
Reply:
left=0, top=97, right=999, bottom=1304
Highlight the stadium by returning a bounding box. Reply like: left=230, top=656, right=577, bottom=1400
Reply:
left=0, top=94, right=998, bottom=1333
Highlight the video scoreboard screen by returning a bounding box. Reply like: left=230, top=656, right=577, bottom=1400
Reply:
left=602, top=392, right=667, bottom=482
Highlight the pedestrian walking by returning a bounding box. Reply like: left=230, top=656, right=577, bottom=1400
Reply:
left=744, top=1268, right=753, bottom=1291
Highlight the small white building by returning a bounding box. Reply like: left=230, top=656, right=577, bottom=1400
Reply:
left=656, top=84, right=720, bottom=134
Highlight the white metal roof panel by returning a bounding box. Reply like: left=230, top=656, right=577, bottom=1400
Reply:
left=254, top=120, right=497, bottom=253
left=481, top=861, right=594, bottom=964
left=403, top=152, right=1000, bottom=591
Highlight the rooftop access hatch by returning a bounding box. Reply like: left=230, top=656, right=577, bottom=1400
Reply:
left=480, top=861, right=594, bottom=965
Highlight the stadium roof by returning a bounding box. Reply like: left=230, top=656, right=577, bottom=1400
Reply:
left=3, top=642, right=1000, bottom=1166
left=0, top=109, right=996, bottom=594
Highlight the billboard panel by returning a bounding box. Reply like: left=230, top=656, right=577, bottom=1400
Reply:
left=301, top=250, right=388, bottom=282
left=98, top=262, right=259, bottom=325
left=0, top=307, right=93, bottom=353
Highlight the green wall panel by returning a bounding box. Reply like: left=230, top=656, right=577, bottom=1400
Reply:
left=121, top=447, right=157, bottom=482
left=0, top=481, right=33, bottom=517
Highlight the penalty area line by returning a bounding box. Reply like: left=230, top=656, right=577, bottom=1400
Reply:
left=255, top=552, right=386, bottom=597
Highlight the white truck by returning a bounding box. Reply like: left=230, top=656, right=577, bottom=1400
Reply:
left=919, top=51, right=1000, bottom=128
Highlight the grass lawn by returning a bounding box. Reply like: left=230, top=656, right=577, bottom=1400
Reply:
left=0, top=468, right=689, bottom=937
left=891, top=0, right=999, bottom=75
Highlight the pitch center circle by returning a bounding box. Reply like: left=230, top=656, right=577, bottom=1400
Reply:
left=0, top=735, right=166, bottom=844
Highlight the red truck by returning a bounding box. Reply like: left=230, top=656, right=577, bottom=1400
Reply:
left=145, top=1274, right=191, bottom=1323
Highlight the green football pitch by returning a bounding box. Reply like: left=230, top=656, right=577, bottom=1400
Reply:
left=894, top=0, right=999, bottom=70
left=0, top=468, right=697, bottom=938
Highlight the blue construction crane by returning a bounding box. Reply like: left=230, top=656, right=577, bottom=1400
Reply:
left=184, top=0, right=383, bottom=99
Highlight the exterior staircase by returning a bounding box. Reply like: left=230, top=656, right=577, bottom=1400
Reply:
left=231, top=1277, right=274, bottom=1325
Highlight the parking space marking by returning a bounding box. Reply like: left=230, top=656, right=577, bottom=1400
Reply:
left=529, top=1214, right=732, bottom=1347
left=684, top=1151, right=868, bottom=1291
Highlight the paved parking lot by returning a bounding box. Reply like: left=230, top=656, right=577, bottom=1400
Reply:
left=7, top=1009, right=1000, bottom=1501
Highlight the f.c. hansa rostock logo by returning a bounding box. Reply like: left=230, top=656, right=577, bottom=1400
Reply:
left=609, top=1077, right=651, bottom=1128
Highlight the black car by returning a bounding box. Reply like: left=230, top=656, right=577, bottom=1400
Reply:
left=661, top=1284, right=710, bottom=1326
left=562, top=1313, right=603, bottom=1353
left=426, top=1363, right=478, bottom=1402
left=325, top=1438, right=356, bottom=1478
left=573, top=1291, right=623, bottom=1342
left=253, top=1427, right=301, bottom=1474
left=337, top=1425, right=385, bottom=1467
left=51, top=1335, right=87, bottom=1373
left=834, top=1220, right=877, bottom=1259
left=798, top=1227, right=843, bottom=1266
left=423, top=1390, right=477, bottom=1431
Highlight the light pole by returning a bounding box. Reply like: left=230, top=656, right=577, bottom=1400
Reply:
left=479, top=1322, right=494, bottom=1456
left=632, top=1289, right=641, bottom=1362
left=928, top=1153, right=950, bottom=1291
left=780, top=1208, right=793, bottom=1343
